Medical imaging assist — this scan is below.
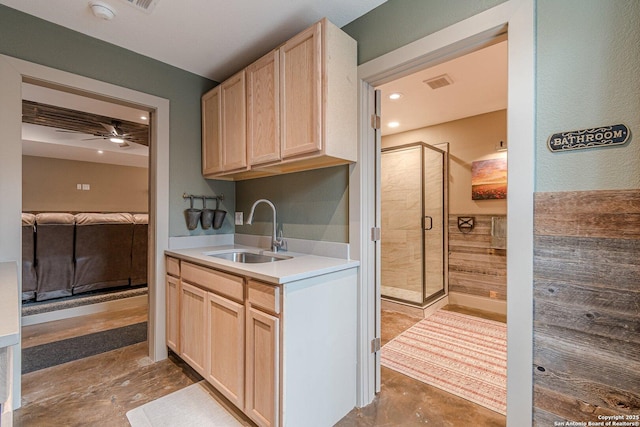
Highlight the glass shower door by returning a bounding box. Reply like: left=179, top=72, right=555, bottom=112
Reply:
left=380, top=142, right=447, bottom=306
left=423, top=144, right=446, bottom=303
left=380, top=145, right=424, bottom=304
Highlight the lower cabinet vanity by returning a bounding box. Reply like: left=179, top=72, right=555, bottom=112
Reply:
left=165, top=250, right=358, bottom=427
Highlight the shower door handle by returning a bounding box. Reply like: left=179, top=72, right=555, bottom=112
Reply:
left=423, top=216, right=433, bottom=230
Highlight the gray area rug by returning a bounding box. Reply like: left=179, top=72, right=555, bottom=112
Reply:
left=127, top=381, right=245, bottom=427
left=22, top=322, right=147, bottom=374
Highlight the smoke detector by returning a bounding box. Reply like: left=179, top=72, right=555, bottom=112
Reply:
left=89, top=1, right=117, bottom=20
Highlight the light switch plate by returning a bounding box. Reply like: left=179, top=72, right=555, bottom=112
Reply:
left=82, top=184, right=90, bottom=191
left=235, top=212, right=243, bottom=225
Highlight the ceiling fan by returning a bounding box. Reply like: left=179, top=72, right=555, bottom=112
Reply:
left=57, top=120, right=136, bottom=147
left=22, top=100, right=149, bottom=148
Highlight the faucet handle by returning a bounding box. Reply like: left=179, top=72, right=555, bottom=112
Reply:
left=274, top=229, right=287, bottom=252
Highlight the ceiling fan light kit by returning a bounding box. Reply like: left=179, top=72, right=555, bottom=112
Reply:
left=89, top=1, right=117, bottom=21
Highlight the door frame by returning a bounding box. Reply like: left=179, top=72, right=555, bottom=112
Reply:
left=0, top=54, right=170, bottom=410
left=349, top=0, right=535, bottom=424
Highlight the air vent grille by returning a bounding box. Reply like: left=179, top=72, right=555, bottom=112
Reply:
left=121, top=0, right=159, bottom=13
left=424, top=74, right=453, bottom=90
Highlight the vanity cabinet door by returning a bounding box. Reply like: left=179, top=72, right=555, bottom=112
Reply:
left=207, top=292, right=245, bottom=408
left=202, top=86, right=223, bottom=175
left=165, top=274, right=180, bottom=353
left=245, top=306, right=280, bottom=427
left=280, top=21, right=322, bottom=159
left=180, top=282, right=207, bottom=376
left=247, top=49, right=280, bottom=166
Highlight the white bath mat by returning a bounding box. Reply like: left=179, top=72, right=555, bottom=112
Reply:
left=126, top=381, right=244, bottom=427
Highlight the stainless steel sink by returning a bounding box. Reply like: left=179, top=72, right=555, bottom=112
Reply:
left=207, top=251, right=292, bottom=263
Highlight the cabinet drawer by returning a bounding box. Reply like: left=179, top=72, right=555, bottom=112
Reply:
left=166, top=256, right=180, bottom=277
left=248, top=280, right=281, bottom=315
left=182, top=262, right=244, bottom=302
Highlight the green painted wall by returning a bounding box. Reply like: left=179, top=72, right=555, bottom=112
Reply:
left=0, top=4, right=235, bottom=237
left=342, top=0, right=507, bottom=64
left=536, top=0, right=640, bottom=191
left=235, top=166, right=349, bottom=243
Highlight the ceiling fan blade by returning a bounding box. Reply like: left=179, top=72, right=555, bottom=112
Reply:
left=100, top=122, right=118, bottom=135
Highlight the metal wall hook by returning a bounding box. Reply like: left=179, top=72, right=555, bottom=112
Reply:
left=182, top=192, right=224, bottom=202
left=457, top=216, right=475, bottom=234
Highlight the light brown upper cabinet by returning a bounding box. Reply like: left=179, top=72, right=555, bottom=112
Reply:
left=202, top=18, right=356, bottom=180
left=279, top=22, right=322, bottom=160
left=202, top=70, right=248, bottom=176
left=247, top=50, right=280, bottom=166
left=201, top=87, right=222, bottom=175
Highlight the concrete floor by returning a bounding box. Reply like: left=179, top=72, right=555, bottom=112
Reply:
left=15, top=304, right=506, bottom=426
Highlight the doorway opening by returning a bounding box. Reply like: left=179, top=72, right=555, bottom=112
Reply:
left=0, top=53, right=171, bottom=411
left=351, top=2, right=534, bottom=423
left=373, top=39, right=509, bottom=421
left=19, top=81, right=152, bottom=374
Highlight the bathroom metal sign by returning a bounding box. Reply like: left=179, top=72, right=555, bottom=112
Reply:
left=547, top=123, right=630, bottom=152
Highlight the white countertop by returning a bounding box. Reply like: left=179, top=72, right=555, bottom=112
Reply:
left=0, top=262, right=20, bottom=348
left=165, top=244, right=359, bottom=285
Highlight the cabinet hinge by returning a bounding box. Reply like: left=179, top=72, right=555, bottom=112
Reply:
left=370, top=227, right=381, bottom=242
left=371, top=114, right=381, bottom=130
left=371, top=337, right=381, bottom=353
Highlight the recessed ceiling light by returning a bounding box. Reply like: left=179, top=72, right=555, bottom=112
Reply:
left=97, top=150, right=104, bottom=154
left=140, top=115, right=148, bottom=120
left=110, top=137, right=125, bottom=143
left=388, top=121, right=400, bottom=128
left=388, top=93, right=403, bottom=100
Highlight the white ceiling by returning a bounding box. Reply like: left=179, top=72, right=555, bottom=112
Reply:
left=21, top=83, right=150, bottom=167
left=0, top=0, right=387, bottom=82
left=378, top=40, right=508, bottom=136
left=9, top=1, right=505, bottom=165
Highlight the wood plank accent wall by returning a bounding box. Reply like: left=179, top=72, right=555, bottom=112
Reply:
left=533, top=190, right=640, bottom=425
left=448, top=214, right=506, bottom=300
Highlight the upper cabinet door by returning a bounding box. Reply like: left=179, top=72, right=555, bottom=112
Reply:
left=221, top=70, right=247, bottom=172
left=280, top=21, right=322, bottom=159
left=247, top=50, right=280, bottom=166
left=202, top=87, right=223, bottom=175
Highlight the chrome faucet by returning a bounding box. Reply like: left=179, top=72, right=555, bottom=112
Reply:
left=246, top=199, right=286, bottom=252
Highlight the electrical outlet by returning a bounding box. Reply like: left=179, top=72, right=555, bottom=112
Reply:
left=76, top=183, right=82, bottom=190
left=489, top=291, right=498, bottom=299
left=235, top=212, right=243, bottom=225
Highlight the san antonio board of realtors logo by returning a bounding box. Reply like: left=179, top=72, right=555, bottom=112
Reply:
left=547, top=124, right=630, bottom=152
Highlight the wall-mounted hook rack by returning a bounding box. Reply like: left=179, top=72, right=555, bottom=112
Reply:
left=182, top=192, right=224, bottom=202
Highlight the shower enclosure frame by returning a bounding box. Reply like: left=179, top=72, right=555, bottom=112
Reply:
left=380, top=141, right=449, bottom=307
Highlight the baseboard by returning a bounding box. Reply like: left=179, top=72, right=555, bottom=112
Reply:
left=22, top=295, right=147, bottom=326
left=448, top=292, right=507, bottom=316
left=381, top=299, right=425, bottom=317
left=381, top=294, right=449, bottom=318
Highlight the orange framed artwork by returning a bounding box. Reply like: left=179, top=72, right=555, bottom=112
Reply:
left=471, top=158, right=507, bottom=200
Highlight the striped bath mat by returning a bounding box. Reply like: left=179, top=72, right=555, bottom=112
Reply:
left=381, top=310, right=507, bottom=414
